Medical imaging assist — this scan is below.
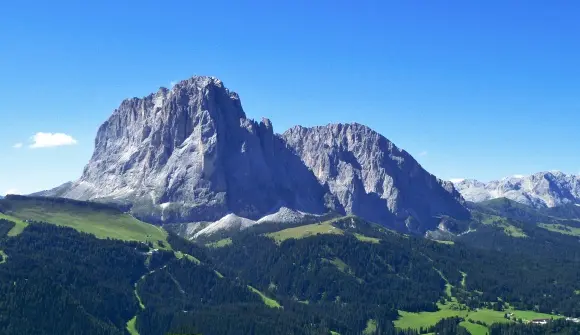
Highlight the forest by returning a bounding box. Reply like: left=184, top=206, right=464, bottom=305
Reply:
left=2, top=200, right=580, bottom=334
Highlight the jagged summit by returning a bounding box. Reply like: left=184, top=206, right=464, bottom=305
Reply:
left=40, top=75, right=468, bottom=233
left=453, top=171, right=580, bottom=208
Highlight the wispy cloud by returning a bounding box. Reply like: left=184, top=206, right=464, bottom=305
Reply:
left=30, top=132, right=78, bottom=149
left=418, top=151, right=428, bottom=157
left=170, top=80, right=177, bottom=88
left=449, top=178, right=465, bottom=183
left=12, top=143, right=23, bottom=149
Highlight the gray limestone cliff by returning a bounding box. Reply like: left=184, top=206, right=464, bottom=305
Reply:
left=283, top=124, right=469, bottom=232
left=41, top=76, right=468, bottom=233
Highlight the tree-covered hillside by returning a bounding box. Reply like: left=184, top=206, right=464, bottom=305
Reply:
left=2, top=197, right=580, bottom=334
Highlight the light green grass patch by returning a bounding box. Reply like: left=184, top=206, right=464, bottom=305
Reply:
left=539, top=223, right=580, bottom=237
left=5, top=203, right=169, bottom=249
left=205, top=238, right=233, bottom=248
left=0, top=250, right=7, bottom=264
left=174, top=251, right=201, bottom=264
left=323, top=257, right=349, bottom=273
left=354, top=233, right=380, bottom=244
left=266, top=222, right=343, bottom=243
left=508, top=310, right=562, bottom=322
left=214, top=270, right=224, bottom=279
left=248, top=285, right=282, bottom=308
left=0, top=213, right=28, bottom=236
left=459, top=321, right=488, bottom=335
left=126, top=315, right=139, bottom=335
left=330, top=331, right=341, bottom=335
left=480, top=214, right=526, bottom=238
left=435, top=240, right=455, bottom=245
left=363, top=319, right=377, bottom=335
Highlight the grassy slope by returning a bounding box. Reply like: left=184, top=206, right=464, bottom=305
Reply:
left=205, top=238, right=233, bottom=248
left=480, top=214, right=527, bottom=238
left=354, top=233, right=380, bottom=243
left=0, top=213, right=28, bottom=236
left=0, top=250, right=7, bottom=264
left=247, top=286, right=282, bottom=308
left=1, top=198, right=169, bottom=249
left=538, top=223, right=580, bottom=237
left=395, top=266, right=561, bottom=333
left=363, top=319, right=377, bottom=335
left=126, top=316, right=139, bottom=335
left=266, top=222, right=344, bottom=243
left=460, top=321, right=488, bottom=335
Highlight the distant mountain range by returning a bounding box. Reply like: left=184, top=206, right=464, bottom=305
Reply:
left=453, top=171, right=580, bottom=208
left=36, top=75, right=468, bottom=234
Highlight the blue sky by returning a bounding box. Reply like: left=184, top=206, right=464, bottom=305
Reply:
left=1, top=1, right=579, bottom=195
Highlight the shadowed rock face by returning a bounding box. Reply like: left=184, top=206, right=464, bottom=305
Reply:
left=55, top=76, right=333, bottom=223
left=283, top=124, right=469, bottom=232
left=41, top=75, right=468, bottom=233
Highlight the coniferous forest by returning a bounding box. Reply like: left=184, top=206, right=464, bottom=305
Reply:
left=2, top=202, right=580, bottom=334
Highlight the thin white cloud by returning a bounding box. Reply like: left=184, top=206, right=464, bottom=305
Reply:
left=418, top=151, right=428, bottom=157
left=12, top=143, right=23, bottom=149
left=449, top=178, right=465, bottom=183
left=2, top=189, right=19, bottom=196
left=29, top=132, right=78, bottom=149
left=170, top=80, right=177, bottom=88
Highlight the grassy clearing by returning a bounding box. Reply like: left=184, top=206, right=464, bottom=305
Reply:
left=538, top=223, right=580, bottom=237
left=248, top=285, right=282, bottom=308
left=354, top=233, right=380, bottom=244
left=0, top=213, right=28, bottom=236
left=174, top=251, right=201, bottom=264
left=3, top=201, right=169, bottom=249
left=205, top=238, right=232, bottom=248
left=323, top=257, right=349, bottom=273
left=395, top=266, right=559, bottom=332
left=509, top=310, right=562, bottom=321
left=126, top=316, right=139, bottom=335
left=395, top=305, right=509, bottom=330
left=480, top=214, right=526, bottom=238
left=0, top=250, right=7, bottom=264
left=460, top=271, right=467, bottom=288
left=363, top=319, right=377, bottom=335
left=214, top=270, right=224, bottom=279
left=266, top=222, right=343, bottom=243
left=460, top=321, right=488, bottom=335
left=434, top=240, right=455, bottom=245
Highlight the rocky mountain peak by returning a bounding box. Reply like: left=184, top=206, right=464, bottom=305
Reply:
left=40, top=75, right=469, bottom=233
left=454, top=171, right=580, bottom=208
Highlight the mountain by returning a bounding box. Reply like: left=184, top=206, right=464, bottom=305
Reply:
left=39, top=75, right=468, bottom=234
left=453, top=171, right=580, bottom=208
left=283, top=124, right=469, bottom=232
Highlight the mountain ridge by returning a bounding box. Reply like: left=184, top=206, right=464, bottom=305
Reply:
left=453, top=171, right=580, bottom=208
left=37, top=75, right=468, bottom=234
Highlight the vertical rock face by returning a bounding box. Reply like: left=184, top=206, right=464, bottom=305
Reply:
left=59, top=76, right=331, bottom=222
left=43, top=75, right=469, bottom=233
left=283, top=124, right=469, bottom=232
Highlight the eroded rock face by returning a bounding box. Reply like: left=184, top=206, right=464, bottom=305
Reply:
left=282, top=124, right=469, bottom=232
left=454, top=172, right=580, bottom=208
left=42, top=76, right=468, bottom=233
left=56, top=76, right=331, bottom=222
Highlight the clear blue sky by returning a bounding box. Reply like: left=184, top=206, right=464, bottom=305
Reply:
left=1, top=0, right=579, bottom=195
